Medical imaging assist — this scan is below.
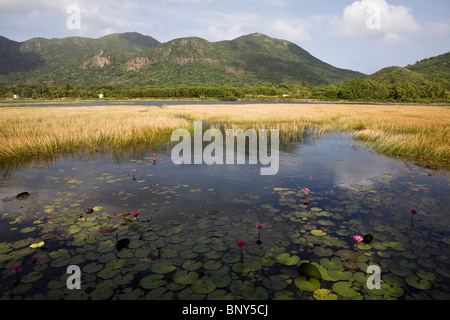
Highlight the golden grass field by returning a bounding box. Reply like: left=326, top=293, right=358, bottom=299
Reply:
left=0, top=104, right=449, bottom=168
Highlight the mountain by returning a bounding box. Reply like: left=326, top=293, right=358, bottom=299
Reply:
left=368, top=51, right=450, bottom=84
left=405, top=51, right=450, bottom=81
left=0, top=32, right=365, bottom=86
left=368, top=66, right=428, bottom=84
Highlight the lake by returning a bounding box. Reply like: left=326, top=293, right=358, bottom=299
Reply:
left=0, top=110, right=449, bottom=300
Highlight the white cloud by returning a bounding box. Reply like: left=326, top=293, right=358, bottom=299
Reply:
left=271, top=19, right=311, bottom=42
left=329, top=0, right=421, bottom=44
left=205, top=25, right=244, bottom=41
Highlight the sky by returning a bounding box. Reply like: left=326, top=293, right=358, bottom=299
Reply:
left=0, top=0, right=449, bottom=74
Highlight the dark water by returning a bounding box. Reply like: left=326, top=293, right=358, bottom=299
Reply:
left=0, top=129, right=449, bottom=300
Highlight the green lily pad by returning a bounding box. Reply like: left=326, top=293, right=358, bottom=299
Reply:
left=298, top=262, right=322, bottom=280
left=242, top=286, right=269, bottom=300
left=232, top=261, right=263, bottom=273
left=294, top=276, right=320, bottom=291
left=160, top=248, right=180, bottom=259
left=207, top=289, right=235, bottom=300
left=311, top=229, right=327, bottom=237
left=263, top=275, right=289, bottom=291
left=151, top=261, right=176, bottom=274
left=405, top=276, right=432, bottom=290
left=20, top=227, right=36, bottom=234
left=222, top=252, right=241, bottom=263
left=83, top=262, right=103, bottom=274
left=313, top=288, right=338, bottom=300
left=192, top=244, right=210, bottom=253
left=113, top=273, right=134, bottom=286
left=332, top=281, right=359, bottom=298
left=140, top=274, right=165, bottom=289
left=327, top=269, right=353, bottom=281
left=388, top=263, right=413, bottom=277
left=204, top=260, right=222, bottom=271
left=183, top=260, right=202, bottom=271
left=276, top=253, right=301, bottom=266
left=191, top=278, right=216, bottom=294
left=16, top=192, right=30, bottom=199
left=173, top=270, right=199, bottom=285
left=320, top=258, right=344, bottom=270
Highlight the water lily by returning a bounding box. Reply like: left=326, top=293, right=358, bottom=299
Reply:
left=132, top=212, right=139, bottom=218
left=236, top=240, right=246, bottom=259
left=353, top=235, right=363, bottom=243
left=256, top=224, right=263, bottom=244
left=236, top=240, right=246, bottom=247
left=411, top=209, right=418, bottom=224
left=132, top=169, right=136, bottom=181
left=12, top=264, right=21, bottom=283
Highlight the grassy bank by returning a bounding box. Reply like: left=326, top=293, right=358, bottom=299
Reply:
left=0, top=106, right=191, bottom=167
left=0, top=104, right=449, bottom=169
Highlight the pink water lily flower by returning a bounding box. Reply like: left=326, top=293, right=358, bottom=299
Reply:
left=304, top=188, right=310, bottom=193
left=256, top=224, right=263, bottom=229
left=12, top=264, right=21, bottom=272
left=353, top=235, right=364, bottom=242
left=236, top=240, right=246, bottom=247
left=411, top=209, right=418, bottom=215
left=132, top=212, right=139, bottom=218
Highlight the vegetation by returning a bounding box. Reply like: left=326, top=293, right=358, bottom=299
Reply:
left=0, top=33, right=364, bottom=86
left=1, top=104, right=448, bottom=169
left=1, top=78, right=448, bottom=103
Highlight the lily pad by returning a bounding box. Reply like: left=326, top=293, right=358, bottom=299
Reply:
left=222, top=252, right=241, bottom=263
left=311, top=229, right=327, bottom=237
left=173, top=270, right=199, bottom=285
left=294, top=276, right=320, bottom=291
left=182, top=260, right=202, bottom=271
left=140, top=274, right=165, bottom=289
left=83, top=262, right=103, bottom=274
left=191, top=278, right=216, bottom=294
left=151, top=261, right=176, bottom=274
left=297, top=262, right=322, bottom=280
left=313, top=288, right=338, bottom=300
left=320, top=258, right=344, bottom=270
left=263, top=275, right=289, bottom=291
left=232, top=261, right=263, bottom=273
left=16, top=192, right=30, bottom=199
left=276, top=253, right=301, bottom=266
left=405, top=276, right=432, bottom=290
left=327, top=269, right=353, bottom=281
left=115, top=238, right=130, bottom=251
left=332, top=281, right=359, bottom=298
left=242, top=286, right=269, bottom=300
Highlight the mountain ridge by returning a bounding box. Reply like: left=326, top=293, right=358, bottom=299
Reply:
left=0, top=32, right=365, bottom=86
left=0, top=32, right=448, bottom=87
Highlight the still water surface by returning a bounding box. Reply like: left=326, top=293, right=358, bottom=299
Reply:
left=0, top=124, right=449, bottom=300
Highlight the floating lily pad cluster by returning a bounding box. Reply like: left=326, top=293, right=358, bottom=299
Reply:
left=0, top=152, right=449, bottom=300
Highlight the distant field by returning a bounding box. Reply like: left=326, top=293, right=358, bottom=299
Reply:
left=0, top=104, right=449, bottom=168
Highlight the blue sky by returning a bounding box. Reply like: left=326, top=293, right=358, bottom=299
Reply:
left=1, top=0, right=449, bottom=74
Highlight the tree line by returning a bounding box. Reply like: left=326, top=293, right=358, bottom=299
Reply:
left=1, top=79, right=449, bottom=103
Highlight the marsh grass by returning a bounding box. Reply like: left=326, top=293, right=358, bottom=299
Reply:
left=0, top=104, right=449, bottom=169
left=0, top=106, right=190, bottom=167
left=164, top=104, right=449, bottom=168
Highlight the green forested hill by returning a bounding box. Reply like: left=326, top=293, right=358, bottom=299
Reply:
left=368, top=52, right=450, bottom=84
left=405, top=51, right=450, bottom=81
left=0, top=32, right=365, bottom=86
